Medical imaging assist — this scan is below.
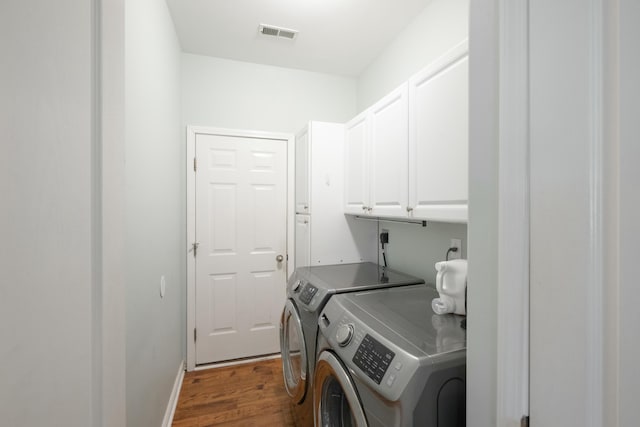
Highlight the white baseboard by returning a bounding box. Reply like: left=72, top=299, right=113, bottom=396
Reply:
left=193, top=353, right=281, bottom=372
left=162, top=360, right=185, bottom=427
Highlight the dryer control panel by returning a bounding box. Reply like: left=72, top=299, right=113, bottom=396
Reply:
left=352, top=334, right=395, bottom=385
left=299, top=283, right=318, bottom=304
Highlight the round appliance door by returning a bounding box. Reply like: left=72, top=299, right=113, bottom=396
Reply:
left=314, top=351, right=368, bottom=427
left=280, top=299, right=308, bottom=402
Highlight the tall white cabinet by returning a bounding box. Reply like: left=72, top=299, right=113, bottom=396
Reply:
left=295, top=122, right=376, bottom=268
left=344, top=40, right=469, bottom=223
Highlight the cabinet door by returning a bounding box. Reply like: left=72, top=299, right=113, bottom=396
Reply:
left=344, top=111, right=370, bottom=215
left=369, top=83, right=409, bottom=217
left=294, top=214, right=310, bottom=268
left=409, top=41, right=468, bottom=222
left=295, top=127, right=310, bottom=214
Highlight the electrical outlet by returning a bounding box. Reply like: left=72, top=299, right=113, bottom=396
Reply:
left=380, top=229, right=389, bottom=245
left=449, top=239, right=462, bottom=260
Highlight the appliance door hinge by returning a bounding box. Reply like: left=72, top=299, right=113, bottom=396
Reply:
left=194, top=328, right=197, bottom=342
left=193, top=157, right=197, bottom=172
left=192, top=242, right=199, bottom=257
left=521, top=415, right=529, bottom=427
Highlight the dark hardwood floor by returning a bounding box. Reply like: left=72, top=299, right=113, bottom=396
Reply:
left=172, top=357, right=296, bottom=427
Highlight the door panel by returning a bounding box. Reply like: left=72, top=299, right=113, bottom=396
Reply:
left=295, top=127, right=310, bottom=214
left=195, top=133, right=287, bottom=364
left=344, top=112, right=369, bottom=214
left=409, top=48, right=468, bottom=222
left=295, top=214, right=311, bottom=268
left=207, top=274, right=237, bottom=333
left=369, top=83, right=409, bottom=217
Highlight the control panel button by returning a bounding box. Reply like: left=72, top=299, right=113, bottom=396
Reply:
left=336, top=324, right=354, bottom=347
left=299, top=283, right=318, bottom=304
left=394, top=361, right=403, bottom=371
left=386, top=374, right=396, bottom=387
left=292, top=280, right=302, bottom=292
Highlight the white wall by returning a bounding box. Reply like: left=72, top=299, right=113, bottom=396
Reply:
left=125, top=0, right=184, bottom=426
left=354, top=0, right=469, bottom=285
left=0, top=1, right=105, bottom=425
left=182, top=54, right=358, bottom=133
left=101, top=0, right=127, bottom=425
left=357, top=0, right=469, bottom=111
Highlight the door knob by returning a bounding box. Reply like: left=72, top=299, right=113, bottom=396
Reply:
left=276, top=254, right=284, bottom=262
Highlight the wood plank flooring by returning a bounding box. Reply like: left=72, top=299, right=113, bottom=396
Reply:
left=172, top=357, right=296, bottom=427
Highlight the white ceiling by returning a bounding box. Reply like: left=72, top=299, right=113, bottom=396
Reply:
left=165, top=0, right=433, bottom=77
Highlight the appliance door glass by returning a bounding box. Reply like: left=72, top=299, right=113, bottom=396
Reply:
left=314, top=351, right=368, bottom=427
left=280, top=300, right=307, bottom=402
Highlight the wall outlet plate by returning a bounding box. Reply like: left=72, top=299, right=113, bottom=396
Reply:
left=450, top=239, right=462, bottom=260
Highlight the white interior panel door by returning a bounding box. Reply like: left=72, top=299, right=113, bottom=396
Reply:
left=409, top=47, right=468, bottom=222
left=369, top=83, right=409, bottom=217
left=195, top=133, right=287, bottom=364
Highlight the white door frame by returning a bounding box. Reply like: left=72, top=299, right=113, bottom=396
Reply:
left=479, top=0, right=609, bottom=425
left=186, top=126, right=295, bottom=371
left=496, top=0, right=530, bottom=424
left=470, top=0, right=531, bottom=424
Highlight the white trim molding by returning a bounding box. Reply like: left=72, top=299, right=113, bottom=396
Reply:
left=586, top=0, right=605, bottom=425
left=186, top=126, right=294, bottom=371
left=527, top=0, right=608, bottom=424
left=162, top=360, right=186, bottom=427
left=496, top=0, right=530, bottom=426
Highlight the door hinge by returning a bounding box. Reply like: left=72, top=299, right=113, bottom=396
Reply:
left=193, top=157, right=197, bottom=172
left=521, top=415, right=529, bottom=427
left=192, top=242, right=199, bottom=257
left=194, top=328, right=197, bottom=342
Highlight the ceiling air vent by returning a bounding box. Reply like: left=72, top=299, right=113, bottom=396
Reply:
left=258, top=24, right=298, bottom=40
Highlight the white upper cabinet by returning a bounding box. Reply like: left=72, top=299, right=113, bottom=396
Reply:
left=408, top=40, right=469, bottom=222
left=344, top=111, right=370, bottom=215
left=295, top=127, right=310, bottom=214
left=369, top=83, right=409, bottom=217
left=344, top=83, right=409, bottom=217
left=343, top=40, right=469, bottom=223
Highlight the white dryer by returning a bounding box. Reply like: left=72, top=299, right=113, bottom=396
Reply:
left=279, top=263, right=424, bottom=427
left=314, top=284, right=466, bottom=427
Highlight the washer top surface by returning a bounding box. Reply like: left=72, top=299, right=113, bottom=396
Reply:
left=296, top=262, right=424, bottom=292
left=336, top=285, right=466, bottom=358
left=290, top=263, right=425, bottom=313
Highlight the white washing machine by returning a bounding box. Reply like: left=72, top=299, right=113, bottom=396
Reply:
left=314, top=284, right=466, bottom=427
left=279, top=263, right=424, bottom=427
